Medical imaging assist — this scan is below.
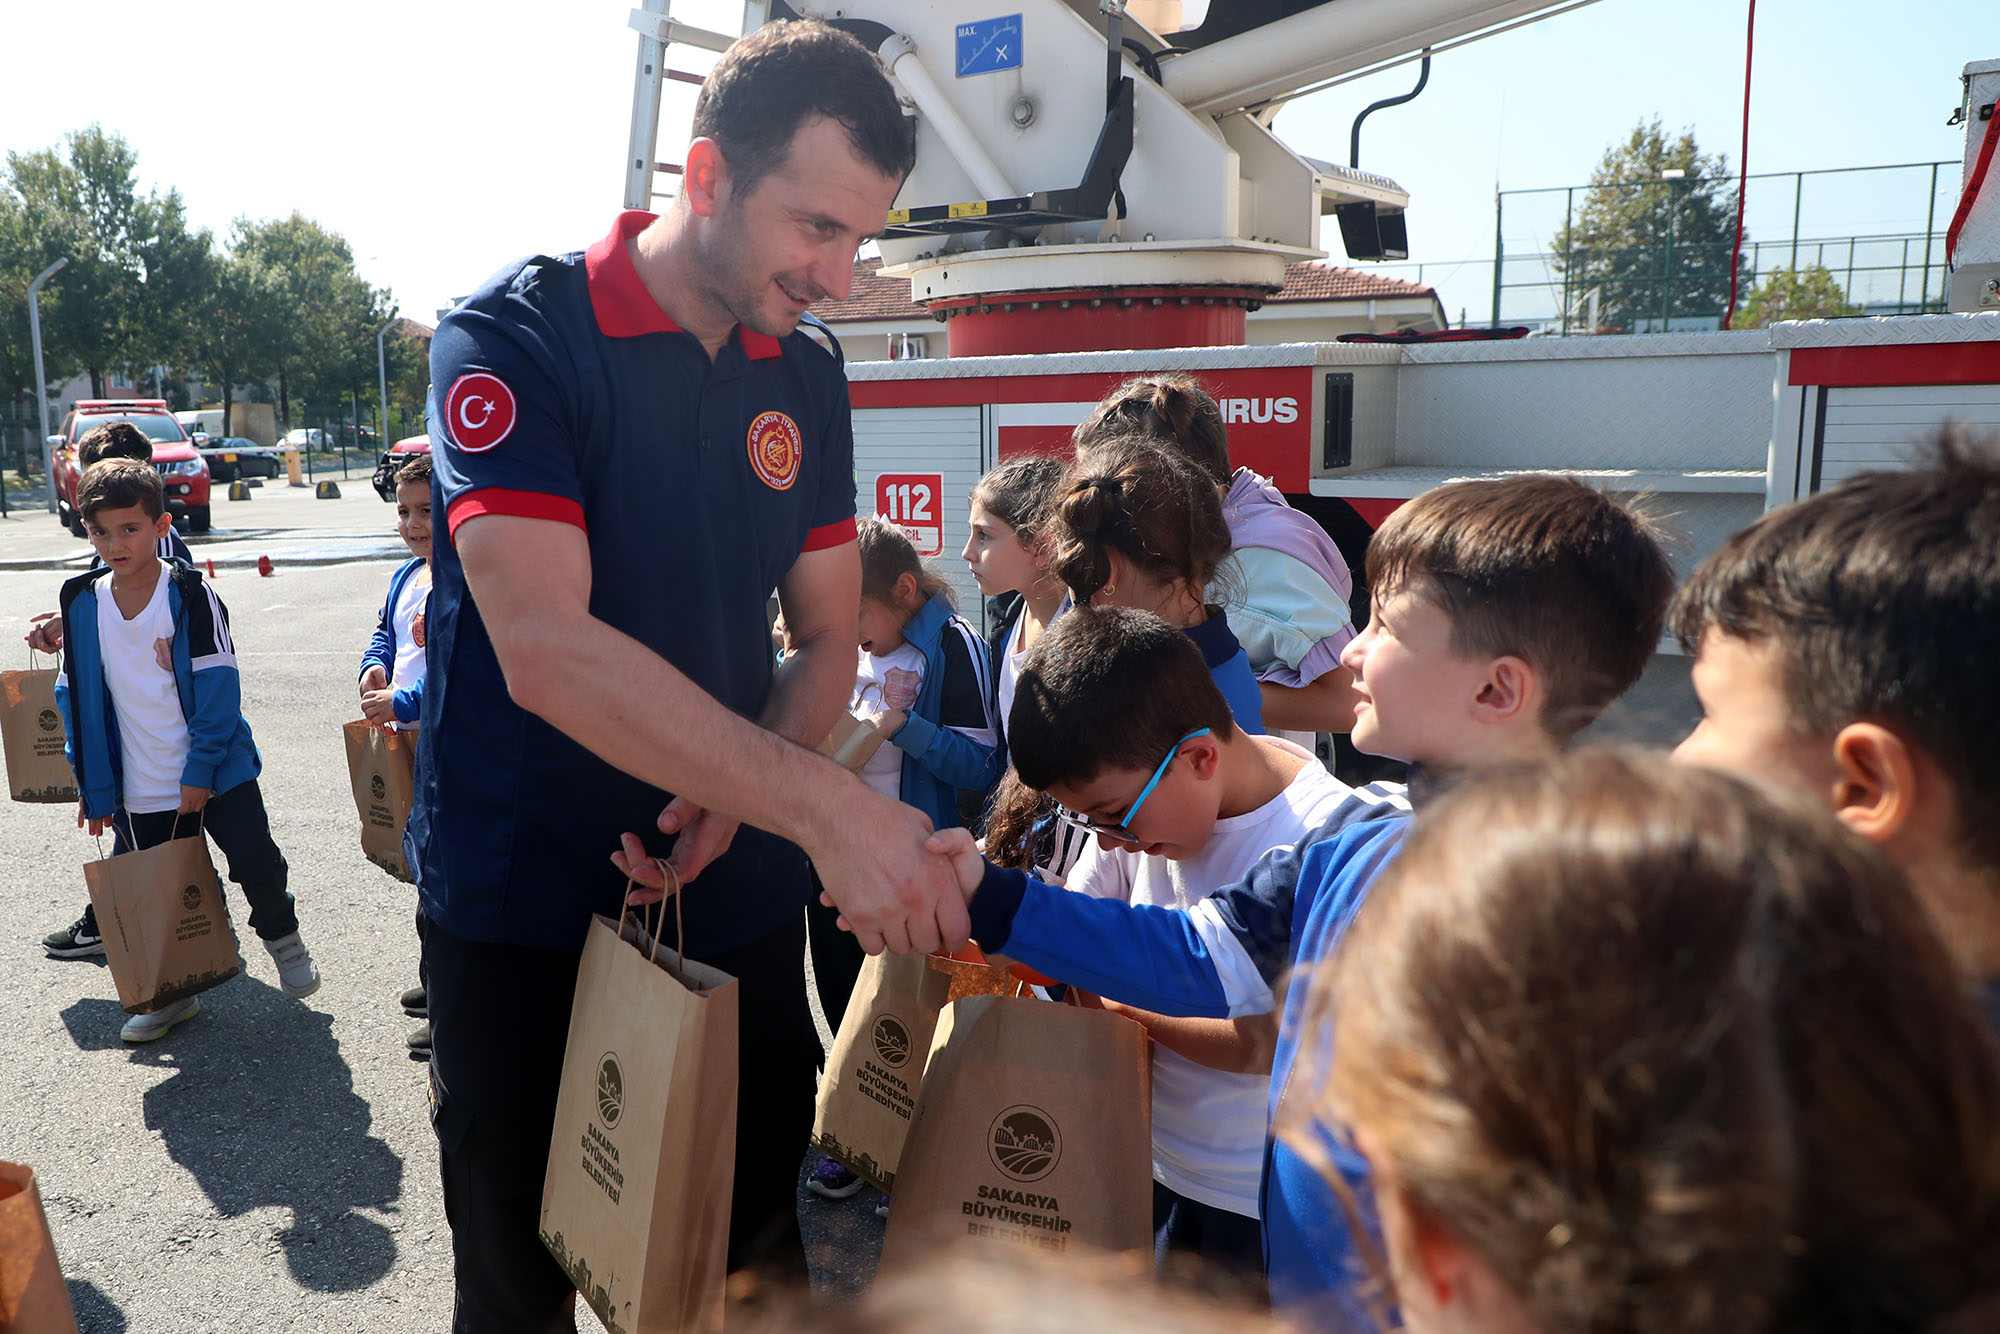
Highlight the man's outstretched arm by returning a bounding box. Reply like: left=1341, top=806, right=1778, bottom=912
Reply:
left=459, top=513, right=967, bottom=955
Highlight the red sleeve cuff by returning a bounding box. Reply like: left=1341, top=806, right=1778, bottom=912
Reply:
left=446, top=488, right=587, bottom=540
left=802, top=516, right=857, bottom=552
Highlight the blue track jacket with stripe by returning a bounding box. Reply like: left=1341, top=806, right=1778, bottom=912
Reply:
left=966, top=781, right=1413, bottom=1320
left=54, top=558, right=261, bottom=818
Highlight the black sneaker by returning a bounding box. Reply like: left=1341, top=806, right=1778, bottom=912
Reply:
left=43, top=915, right=105, bottom=959
left=399, top=984, right=427, bottom=1016
left=805, top=1156, right=867, bottom=1200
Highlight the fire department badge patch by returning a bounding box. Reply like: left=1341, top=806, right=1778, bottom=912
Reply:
left=746, top=411, right=802, bottom=491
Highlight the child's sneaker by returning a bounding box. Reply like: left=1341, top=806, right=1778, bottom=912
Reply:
left=121, top=996, right=199, bottom=1043
left=805, top=1156, right=866, bottom=1200
left=43, top=914, right=105, bottom=959
left=263, top=932, right=322, bottom=998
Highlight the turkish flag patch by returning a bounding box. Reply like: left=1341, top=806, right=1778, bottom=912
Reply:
left=444, top=373, right=517, bottom=453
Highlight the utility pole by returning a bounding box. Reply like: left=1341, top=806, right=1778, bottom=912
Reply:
left=29, top=258, right=69, bottom=515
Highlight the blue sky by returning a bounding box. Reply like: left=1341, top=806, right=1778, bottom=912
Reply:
left=1, top=0, right=1988, bottom=329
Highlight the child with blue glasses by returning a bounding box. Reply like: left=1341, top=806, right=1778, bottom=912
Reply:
left=1000, top=604, right=1387, bottom=1290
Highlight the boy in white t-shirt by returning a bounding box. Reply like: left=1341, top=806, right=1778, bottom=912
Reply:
left=51, top=460, right=320, bottom=1043
left=357, top=452, right=434, bottom=1053
left=1002, top=605, right=1352, bottom=1287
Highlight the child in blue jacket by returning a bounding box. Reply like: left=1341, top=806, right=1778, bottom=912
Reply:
left=358, top=452, right=434, bottom=1051
left=48, top=459, right=319, bottom=1042
left=807, top=516, right=999, bottom=1204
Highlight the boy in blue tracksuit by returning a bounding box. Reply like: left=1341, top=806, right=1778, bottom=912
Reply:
left=49, top=459, right=319, bottom=1043
left=927, top=475, right=1676, bottom=1318
left=358, top=451, right=434, bottom=1051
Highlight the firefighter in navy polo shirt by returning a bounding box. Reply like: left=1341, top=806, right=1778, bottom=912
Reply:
left=412, top=23, right=960, bottom=1329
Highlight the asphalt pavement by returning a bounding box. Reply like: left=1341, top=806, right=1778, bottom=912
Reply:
left=0, top=482, right=884, bottom=1332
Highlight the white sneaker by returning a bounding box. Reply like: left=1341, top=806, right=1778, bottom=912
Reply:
left=122, top=996, right=200, bottom=1043
left=263, top=932, right=322, bottom=998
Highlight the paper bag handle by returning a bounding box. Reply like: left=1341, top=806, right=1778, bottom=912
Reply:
left=93, top=806, right=206, bottom=863
left=615, top=859, right=684, bottom=965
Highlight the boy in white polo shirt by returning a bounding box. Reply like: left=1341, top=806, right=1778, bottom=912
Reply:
left=53, top=459, right=319, bottom=1042
left=1001, top=605, right=1366, bottom=1287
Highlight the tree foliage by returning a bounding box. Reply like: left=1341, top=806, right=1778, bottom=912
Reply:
left=3, top=125, right=398, bottom=445
left=235, top=213, right=392, bottom=427
left=1552, top=119, right=1750, bottom=333
left=1738, top=264, right=1861, bottom=327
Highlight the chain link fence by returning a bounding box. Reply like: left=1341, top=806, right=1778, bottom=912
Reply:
left=1487, top=160, right=1958, bottom=332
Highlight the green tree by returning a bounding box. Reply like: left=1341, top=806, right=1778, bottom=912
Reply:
left=1552, top=119, right=1749, bottom=334
left=129, top=189, right=218, bottom=384
left=189, top=238, right=284, bottom=439
left=3, top=127, right=156, bottom=395
left=384, top=322, right=431, bottom=435
left=236, top=213, right=390, bottom=432
left=1738, top=264, right=1861, bottom=327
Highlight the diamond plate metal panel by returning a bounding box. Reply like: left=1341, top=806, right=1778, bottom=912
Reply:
left=1769, top=312, right=2000, bottom=347
left=1393, top=352, right=1774, bottom=472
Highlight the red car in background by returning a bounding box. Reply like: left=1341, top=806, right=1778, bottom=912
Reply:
left=370, top=434, right=431, bottom=501
left=51, top=399, right=212, bottom=536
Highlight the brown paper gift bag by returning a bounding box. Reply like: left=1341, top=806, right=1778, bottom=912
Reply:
left=1, top=652, right=77, bottom=804
left=343, top=720, right=415, bottom=882
left=811, top=951, right=954, bottom=1192
left=880, top=992, right=1153, bottom=1266
left=540, top=898, right=738, bottom=1334
left=0, top=1162, right=81, bottom=1334
left=83, top=817, right=241, bottom=1015
left=815, top=712, right=888, bottom=773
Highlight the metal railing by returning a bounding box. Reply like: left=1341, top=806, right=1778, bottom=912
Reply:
left=1485, top=160, right=1958, bottom=332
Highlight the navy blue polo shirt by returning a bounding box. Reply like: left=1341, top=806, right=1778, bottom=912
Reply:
left=409, top=210, right=858, bottom=954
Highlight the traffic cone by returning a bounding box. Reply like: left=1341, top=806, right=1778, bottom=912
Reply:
left=257, top=554, right=274, bottom=577
left=206, top=557, right=218, bottom=579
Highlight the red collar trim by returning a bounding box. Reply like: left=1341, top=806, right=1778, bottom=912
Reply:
left=585, top=211, right=784, bottom=360
left=586, top=211, right=681, bottom=338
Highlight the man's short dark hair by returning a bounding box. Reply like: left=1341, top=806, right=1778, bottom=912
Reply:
left=1366, top=475, right=1675, bottom=742
left=1671, top=427, right=2000, bottom=869
left=1008, top=606, right=1234, bottom=791
left=78, top=458, right=165, bottom=523
left=78, top=422, right=153, bottom=468
left=395, top=452, right=433, bottom=490
left=692, top=19, right=915, bottom=201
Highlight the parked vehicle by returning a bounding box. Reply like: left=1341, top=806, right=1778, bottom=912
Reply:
left=199, top=436, right=281, bottom=482
left=280, top=428, right=332, bottom=450
left=49, top=399, right=211, bottom=536
left=370, top=434, right=431, bottom=501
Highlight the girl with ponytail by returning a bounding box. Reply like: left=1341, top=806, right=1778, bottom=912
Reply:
left=1049, top=433, right=1266, bottom=734
left=1076, top=374, right=1359, bottom=751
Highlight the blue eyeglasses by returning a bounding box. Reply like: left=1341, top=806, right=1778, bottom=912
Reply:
left=1052, top=728, right=1212, bottom=846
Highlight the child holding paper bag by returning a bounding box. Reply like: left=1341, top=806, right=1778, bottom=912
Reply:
left=355, top=451, right=434, bottom=1053
left=50, top=459, right=320, bottom=1042
left=806, top=518, right=999, bottom=1203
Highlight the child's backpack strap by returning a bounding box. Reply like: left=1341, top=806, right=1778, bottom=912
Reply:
left=799, top=311, right=845, bottom=368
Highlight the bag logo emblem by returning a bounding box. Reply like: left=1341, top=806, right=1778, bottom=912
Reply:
left=370, top=774, right=387, bottom=801
left=989, top=1105, right=1061, bottom=1182
left=746, top=411, right=802, bottom=491
left=36, top=708, right=58, bottom=733
left=182, top=883, right=202, bottom=912
left=872, top=1014, right=912, bottom=1068
left=596, top=1053, right=625, bottom=1129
